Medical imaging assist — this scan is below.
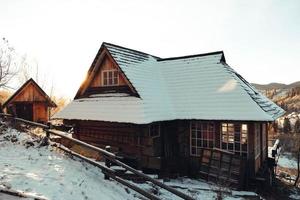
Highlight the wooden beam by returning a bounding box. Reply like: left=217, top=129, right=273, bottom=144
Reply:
left=57, top=145, right=160, bottom=200
left=47, top=129, right=194, bottom=200
left=0, top=115, right=195, bottom=200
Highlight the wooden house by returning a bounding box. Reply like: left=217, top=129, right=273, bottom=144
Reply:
left=54, top=42, right=285, bottom=186
left=3, top=78, right=57, bottom=123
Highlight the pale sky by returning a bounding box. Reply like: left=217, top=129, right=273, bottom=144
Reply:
left=0, top=0, right=299, bottom=98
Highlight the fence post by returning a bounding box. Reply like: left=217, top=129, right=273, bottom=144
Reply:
left=104, top=146, right=111, bottom=180
left=13, top=117, right=16, bottom=128
left=40, top=122, right=51, bottom=147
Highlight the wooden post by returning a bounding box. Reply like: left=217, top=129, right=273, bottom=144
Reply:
left=46, top=122, right=51, bottom=137
left=46, top=131, right=50, bottom=138
left=46, top=122, right=51, bottom=129
left=105, top=146, right=111, bottom=180
left=13, top=117, right=16, bottom=128
left=47, top=129, right=195, bottom=200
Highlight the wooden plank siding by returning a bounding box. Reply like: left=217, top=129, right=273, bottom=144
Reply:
left=198, top=148, right=246, bottom=189
left=246, top=122, right=269, bottom=177
left=90, top=56, right=127, bottom=87
left=69, top=120, right=164, bottom=169
left=3, top=79, right=56, bottom=123
left=75, top=49, right=138, bottom=99
left=78, top=55, right=136, bottom=97
left=67, top=119, right=269, bottom=184
left=12, top=82, right=46, bottom=102
left=33, top=102, right=48, bottom=122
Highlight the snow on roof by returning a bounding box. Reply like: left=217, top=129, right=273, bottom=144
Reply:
left=56, top=94, right=145, bottom=124
left=54, top=43, right=285, bottom=124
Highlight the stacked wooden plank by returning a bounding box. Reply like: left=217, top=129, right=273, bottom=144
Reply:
left=198, top=148, right=246, bottom=189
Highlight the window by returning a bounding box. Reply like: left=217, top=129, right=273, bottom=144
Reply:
left=190, top=121, right=215, bottom=156
left=149, top=123, right=160, bottom=138
left=102, top=70, right=119, bottom=86
left=221, top=123, right=248, bottom=157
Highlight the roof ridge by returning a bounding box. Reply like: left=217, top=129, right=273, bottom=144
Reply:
left=103, top=42, right=160, bottom=59
left=222, top=63, right=285, bottom=119
left=2, top=78, right=56, bottom=108
left=157, top=51, right=224, bottom=62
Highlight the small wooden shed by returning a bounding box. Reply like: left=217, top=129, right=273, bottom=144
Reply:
left=3, top=78, right=56, bottom=123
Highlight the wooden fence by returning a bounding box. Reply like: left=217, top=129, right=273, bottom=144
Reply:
left=0, top=114, right=194, bottom=200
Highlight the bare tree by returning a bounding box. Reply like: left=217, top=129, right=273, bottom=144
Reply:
left=0, top=38, right=18, bottom=89
left=18, top=55, right=40, bottom=85
left=17, top=58, right=68, bottom=116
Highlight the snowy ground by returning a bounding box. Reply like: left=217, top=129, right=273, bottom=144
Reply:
left=275, top=153, right=300, bottom=199
left=0, top=127, right=138, bottom=200
left=277, top=153, right=298, bottom=169
left=0, top=124, right=260, bottom=200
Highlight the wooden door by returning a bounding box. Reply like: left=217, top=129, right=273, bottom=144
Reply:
left=16, top=103, right=33, bottom=121
left=162, top=122, right=179, bottom=159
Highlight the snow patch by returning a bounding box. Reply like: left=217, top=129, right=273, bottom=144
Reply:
left=278, top=153, right=298, bottom=169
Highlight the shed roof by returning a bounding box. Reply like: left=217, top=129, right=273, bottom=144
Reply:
left=3, top=78, right=57, bottom=108
left=54, top=43, right=285, bottom=124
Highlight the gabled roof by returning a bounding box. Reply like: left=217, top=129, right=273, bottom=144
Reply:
left=3, top=78, right=57, bottom=108
left=74, top=42, right=145, bottom=99
left=54, top=42, right=285, bottom=124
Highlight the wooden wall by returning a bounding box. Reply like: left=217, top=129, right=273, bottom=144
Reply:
left=33, top=102, right=48, bottom=122
left=68, top=119, right=269, bottom=179
left=6, top=81, right=51, bottom=123
left=247, top=122, right=268, bottom=177
left=70, top=120, right=163, bottom=169
left=12, top=82, right=46, bottom=102
left=90, top=56, right=127, bottom=87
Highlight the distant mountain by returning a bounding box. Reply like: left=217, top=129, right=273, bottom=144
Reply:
left=252, top=81, right=300, bottom=114
left=289, top=81, right=300, bottom=88
left=252, top=81, right=300, bottom=90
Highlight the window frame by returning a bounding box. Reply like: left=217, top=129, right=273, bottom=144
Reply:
left=190, top=121, right=215, bottom=157
left=254, top=123, right=261, bottom=159
left=102, top=69, right=119, bottom=86
left=220, top=123, right=248, bottom=157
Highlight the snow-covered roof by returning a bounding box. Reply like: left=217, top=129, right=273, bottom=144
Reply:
left=54, top=42, right=285, bottom=124
left=57, top=94, right=145, bottom=124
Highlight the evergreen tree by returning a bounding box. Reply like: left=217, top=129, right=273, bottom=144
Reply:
left=283, top=117, right=291, bottom=134
left=295, top=118, right=300, bottom=134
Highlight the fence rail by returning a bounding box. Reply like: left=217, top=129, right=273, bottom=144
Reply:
left=0, top=114, right=195, bottom=200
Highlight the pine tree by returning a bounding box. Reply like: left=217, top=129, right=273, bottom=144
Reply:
left=294, top=118, right=300, bottom=134
left=283, top=117, right=291, bottom=134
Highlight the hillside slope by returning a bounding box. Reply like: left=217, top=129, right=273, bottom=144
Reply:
left=0, top=123, right=263, bottom=200
left=252, top=81, right=300, bottom=113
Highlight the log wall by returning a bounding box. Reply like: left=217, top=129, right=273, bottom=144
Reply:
left=68, top=119, right=269, bottom=180
left=71, top=120, right=163, bottom=169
